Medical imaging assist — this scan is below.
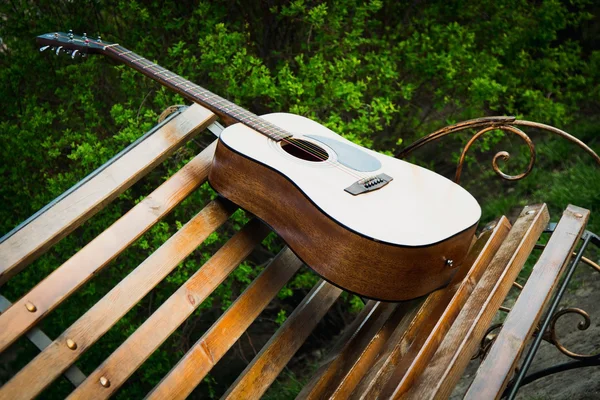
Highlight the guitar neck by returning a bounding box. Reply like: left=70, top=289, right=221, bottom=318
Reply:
left=103, top=44, right=289, bottom=141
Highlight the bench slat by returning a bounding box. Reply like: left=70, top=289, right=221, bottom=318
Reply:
left=70, top=233, right=292, bottom=400
left=344, top=298, right=424, bottom=399
left=376, top=217, right=511, bottom=398
left=0, top=104, right=216, bottom=284
left=0, top=141, right=217, bottom=354
left=140, top=247, right=301, bottom=400
left=0, top=199, right=233, bottom=400
left=297, top=221, right=513, bottom=400
left=404, top=204, right=549, bottom=400
left=0, top=295, right=87, bottom=387
left=221, top=280, right=343, bottom=400
left=464, top=205, right=589, bottom=399
left=296, top=300, right=401, bottom=399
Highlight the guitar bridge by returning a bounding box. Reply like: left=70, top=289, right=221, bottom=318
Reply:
left=344, top=173, right=393, bottom=195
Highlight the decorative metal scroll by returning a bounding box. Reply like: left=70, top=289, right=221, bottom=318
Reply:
left=542, top=308, right=600, bottom=360
left=397, top=116, right=600, bottom=184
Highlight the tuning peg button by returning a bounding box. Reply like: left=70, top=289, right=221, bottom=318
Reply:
left=72, top=50, right=79, bottom=59
left=39, top=45, right=50, bottom=52
left=55, top=46, right=63, bottom=55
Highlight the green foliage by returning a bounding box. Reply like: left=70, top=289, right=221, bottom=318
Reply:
left=1, top=0, right=599, bottom=398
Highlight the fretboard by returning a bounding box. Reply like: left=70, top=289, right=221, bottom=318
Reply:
left=103, top=44, right=290, bottom=141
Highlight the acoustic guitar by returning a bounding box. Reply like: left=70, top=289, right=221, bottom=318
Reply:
left=36, top=31, right=481, bottom=301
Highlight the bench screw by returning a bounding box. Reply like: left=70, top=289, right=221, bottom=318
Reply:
left=25, top=302, right=37, bottom=312
left=100, top=376, right=111, bottom=388
left=66, top=339, right=77, bottom=350
left=574, top=212, right=583, bottom=218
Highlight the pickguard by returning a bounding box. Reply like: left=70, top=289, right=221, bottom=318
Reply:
left=305, top=134, right=381, bottom=172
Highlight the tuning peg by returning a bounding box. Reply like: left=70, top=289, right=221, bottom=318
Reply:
left=55, top=46, right=63, bottom=55
left=39, top=45, right=50, bottom=52
left=68, top=29, right=74, bottom=42
left=97, top=34, right=102, bottom=43
left=71, top=50, right=79, bottom=59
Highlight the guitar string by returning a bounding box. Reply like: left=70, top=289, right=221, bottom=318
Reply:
left=103, top=44, right=371, bottom=181
left=67, top=37, right=342, bottom=172
left=79, top=37, right=365, bottom=180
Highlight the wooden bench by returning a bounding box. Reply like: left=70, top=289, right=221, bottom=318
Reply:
left=1, top=103, right=598, bottom=399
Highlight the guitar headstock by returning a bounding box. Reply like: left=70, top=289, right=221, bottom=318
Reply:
left=36, top=30, right=111, bottom=58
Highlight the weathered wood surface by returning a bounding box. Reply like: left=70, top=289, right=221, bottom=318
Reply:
left=0, top=199, right=233, bottom=400
left=347, top=297, right=425, bottom=399
left=464, top=205, right=589, bottom=399
left=0, top=140, right=217, bottom=354
left=142, top=247, right=301, bottom=400
left=375, top=217, right=511, bottom=398
left=296, top=300, right=401, bottom=399
left=403, top=204, right=549, bottom=399
left=0, top=104, right=216, bottom=285
left=221, top=280, right=343, bottom=400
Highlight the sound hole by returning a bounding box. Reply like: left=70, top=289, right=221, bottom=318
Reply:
left=280, top=138, right=329, bottom=162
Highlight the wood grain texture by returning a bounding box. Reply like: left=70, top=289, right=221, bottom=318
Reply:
left=70, top=241, right=297, bottom=400
left=0, top=141, right=217, bottom=354
left=220, top=280, right=343, bottom=400
left=403, top=204, right=549, bottom=400
left=348, top=297, right=425, bottom=399
left=209, top=140, right=477, bottom=301
left=464, top=205, right=589, bottom=400
left=0, top=104, right=215, bottom=285
left=142, top=247, right=301, bottom=400
left=375, top=217, right=511, bottom=398
left=308, top=298, right=423, bottom=400
left=0, top=199, right=233, bottom=400
left=296, top=300, right=400, bottom=399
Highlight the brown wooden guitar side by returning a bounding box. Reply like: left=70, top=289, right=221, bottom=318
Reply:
left=209, top=140, right=477, bottom=301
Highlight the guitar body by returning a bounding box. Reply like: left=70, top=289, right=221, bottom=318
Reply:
left=36, top=32, right=481, bottom=300
left=209, top=113, right=481, bottom=301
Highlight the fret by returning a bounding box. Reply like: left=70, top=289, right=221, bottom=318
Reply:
left=142, top=62, right=160, bottom=70
left=163, top=74, right=179, bottom=82
left=105, top=45, right=291, bottom=141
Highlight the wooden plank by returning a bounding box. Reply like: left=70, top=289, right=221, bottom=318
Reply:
left=69, top=238, right=298, bottom=400
left=138, top=248, right=300, bottom=400
left=464, top=205, right=589, bottom=399
left=0, top=103, right=216, bottom=284
left=296, top=300, right=400, bottom=399
left=220, top=280, right=343, bottom=400
left=0, top=295, right=86, bottom=387
left=403, top=204, right=549, bottom=400
left=346, top=297, right=424, bottom=399
left=0, top=199, right=233, bottom=400
left=316, top=298, right=424, bottom=400
left=372, top=217, right=512, bottom=398
left=0, top=140, right=218, bottom=354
